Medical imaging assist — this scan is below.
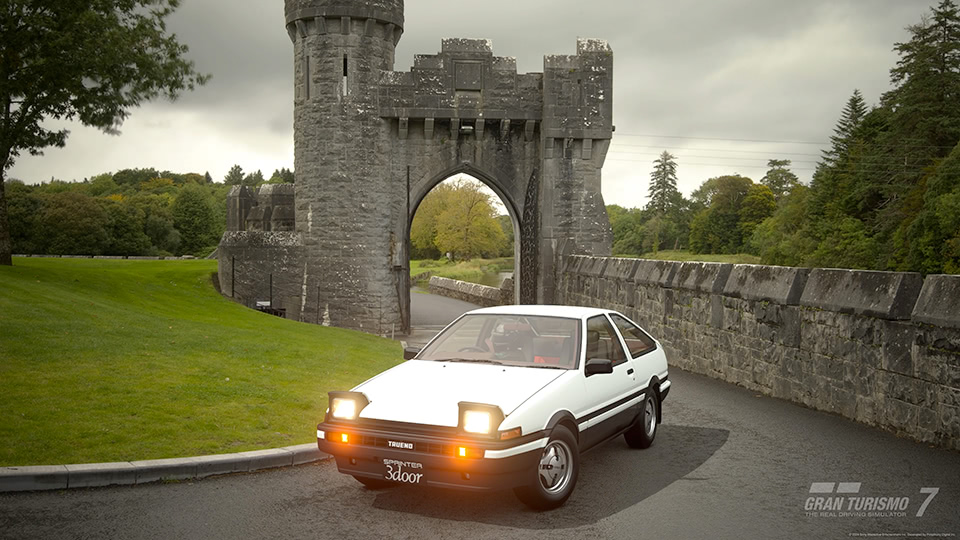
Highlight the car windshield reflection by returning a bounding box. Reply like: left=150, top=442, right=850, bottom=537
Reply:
left=418, top=314, right=582, bottom=369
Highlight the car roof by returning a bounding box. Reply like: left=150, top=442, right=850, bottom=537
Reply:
left=466, top=304, right=615, bottom=320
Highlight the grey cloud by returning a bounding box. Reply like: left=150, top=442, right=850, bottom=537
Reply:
left=10, top=0, right=937, bottom=210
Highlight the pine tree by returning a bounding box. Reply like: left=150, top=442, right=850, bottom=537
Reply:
left=883, top=0, right=960, bottom=158
left=224, top=165, right=244, bottom=185
left=647, top=151, right=680, bottom=214
left=820, top=90, right=869, bottom=168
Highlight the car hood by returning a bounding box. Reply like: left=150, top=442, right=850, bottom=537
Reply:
left=354, top=360, right=565, bottom=428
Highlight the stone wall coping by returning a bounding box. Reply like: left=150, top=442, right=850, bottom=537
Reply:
left=912, top=274, right=960, bottom=329
left=800, top=268, right=923, bottom=320
left=632, top=259, right=680, bottom=288
left=669, top=261, right=733, bottom=294
left=723, top=264, right=811, bottom=305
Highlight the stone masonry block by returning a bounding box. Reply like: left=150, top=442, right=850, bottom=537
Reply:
left=602, top=257, right=640, bottom=282
left=633, top=259, right=679, bottom=288
left=580, top=257, right=609, bottom=277
left=723, top=264, right=810, bottom=305
left=671, top=262, right=733, bottom=295
left=881, top=321, right=916, bottom=376
left=800, top=268, right=923, bottom=320
left=912, top=274, right=960, bottom=329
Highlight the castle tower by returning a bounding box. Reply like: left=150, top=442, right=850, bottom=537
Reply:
left=284, top=1, right=405, bottom=332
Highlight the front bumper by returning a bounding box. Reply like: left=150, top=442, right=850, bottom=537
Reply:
left=317, top=420, right=543, bottom=492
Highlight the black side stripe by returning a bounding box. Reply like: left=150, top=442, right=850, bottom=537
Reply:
left=576, top=387, right=646, bottom=425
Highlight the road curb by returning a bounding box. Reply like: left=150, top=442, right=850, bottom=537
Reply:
left=0, top=443, right=330, bottom=493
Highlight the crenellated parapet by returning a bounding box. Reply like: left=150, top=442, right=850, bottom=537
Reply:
left=378, top=37, right=613, bottom=163
left=378, top=38, right=542, bottom=142
left=284, top=0, right=403, bottom=44
left=542, top=38, right=614, bottom=160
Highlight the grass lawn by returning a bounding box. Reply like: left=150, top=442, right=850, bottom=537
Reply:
left=0, top=258, right=403, bottom=466
left=410, top=257, right=514, bottom=287
left=615, top=250, right=761, bottom=265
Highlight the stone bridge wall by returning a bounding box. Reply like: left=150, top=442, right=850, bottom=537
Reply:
left=427, top=276, right=514, bottom=308
left=557, top=256, right=960, bottom=451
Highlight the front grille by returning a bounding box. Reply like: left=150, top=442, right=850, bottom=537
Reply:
left=358, top=435, right=458, bottom=457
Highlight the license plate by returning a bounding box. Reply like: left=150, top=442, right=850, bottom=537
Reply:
left=382, top=458, right=425, bottom=484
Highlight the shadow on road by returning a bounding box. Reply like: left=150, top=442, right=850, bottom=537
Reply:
left=369, top=424, right=729, bottom=529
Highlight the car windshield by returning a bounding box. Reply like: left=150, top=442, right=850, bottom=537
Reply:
left=417, top=314, right=581, bottom=369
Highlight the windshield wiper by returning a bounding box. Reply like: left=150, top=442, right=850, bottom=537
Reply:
left=440, top=358, right=504, bottom=365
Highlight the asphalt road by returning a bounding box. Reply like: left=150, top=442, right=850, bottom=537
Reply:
left=2, top=367, right=958, bottom=540
left=405, top=287, right=479, bottom=346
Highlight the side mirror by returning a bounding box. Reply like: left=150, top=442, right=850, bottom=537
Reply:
left=403, top=346, right=421, bottom=360
left=585, top=358, right=613, bottom=377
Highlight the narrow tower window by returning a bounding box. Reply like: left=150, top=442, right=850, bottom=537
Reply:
left=342, top=55, right=349, bottom=97
left=305, top=55, right=311, bottom=100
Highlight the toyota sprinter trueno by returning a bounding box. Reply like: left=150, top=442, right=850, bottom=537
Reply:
left=316, top=305, right=670, bottom=510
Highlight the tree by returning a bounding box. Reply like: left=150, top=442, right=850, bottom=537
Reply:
left=243, top=170, right=265, bottom=186
left=434, top=183, right=506, bottom=260
left=646, top=151, right=680, bottom=214
left=688, top=175, right=754, bottom=254
left=269, top=168, right=295, bottom=184
left=891, top=141, right=960, bottom=273
left=101, top=199, right=151, bottom=256
left=750, top=185, right=816, bottom=266
left=172, top=184, right=216, bottom=256
left=224, top=165, right=245, bottom=186
left=644, top=151, right=684, bottom=254
left=761, top=160, right=800, bottom=202
left=0, top=1, right=208, bottom=265
left=411, top=183, right=453, bottom=259
left=37, top=192, right=110, bottom=255
left=883, top=0, right=960, bottom=159
left=411, top=179, right=506, bottom=261
left=738, top=184, right=777, bottom=246
left=820, top=90, right=869, bottom=168
left=607, top=204, right=646, bottom=256
left=114, top=168, right=160, bottom=187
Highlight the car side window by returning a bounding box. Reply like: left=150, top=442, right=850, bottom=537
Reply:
left=585, top=315, right=627, bottom=366
left=610, top=314, right=657, bottom=358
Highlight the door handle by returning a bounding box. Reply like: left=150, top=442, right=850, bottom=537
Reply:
left=627, top=368, right=634, bottom=375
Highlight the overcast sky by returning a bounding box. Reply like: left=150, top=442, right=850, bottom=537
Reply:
left=8, top=0, right=927, bottom=210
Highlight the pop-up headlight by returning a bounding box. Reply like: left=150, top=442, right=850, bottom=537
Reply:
left=463, top=410, right=492, bottom=434
left=458, top=402, right=505, bottom=438
left=327, top=391, right=370, bottom=421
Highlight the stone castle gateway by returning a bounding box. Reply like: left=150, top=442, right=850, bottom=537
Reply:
left=218, top=0, right=614, bottom=334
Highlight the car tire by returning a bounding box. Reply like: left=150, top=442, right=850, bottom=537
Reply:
left=513, top=425, right=579, bottom=510
left=353, top=475, right=393, bottom=490
left=624, top=389, right=659, bottom=449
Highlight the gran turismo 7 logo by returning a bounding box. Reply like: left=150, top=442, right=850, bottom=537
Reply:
left=804, top=482, right=939, bottom=518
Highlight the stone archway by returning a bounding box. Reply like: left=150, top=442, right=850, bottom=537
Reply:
left=405, top=164, right=526, bottom=312
left=220, top=1, right=614, bottom=336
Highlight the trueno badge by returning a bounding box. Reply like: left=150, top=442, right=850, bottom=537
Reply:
left=388, top=440, right=414, bottom=450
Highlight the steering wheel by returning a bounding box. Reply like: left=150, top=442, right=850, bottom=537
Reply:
left=458, top=346, right=486, bottom=353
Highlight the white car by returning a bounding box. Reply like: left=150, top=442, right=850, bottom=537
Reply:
left=316, top=305, right=670, bottom=510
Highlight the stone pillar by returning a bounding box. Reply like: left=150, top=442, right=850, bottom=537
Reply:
left=539, top=39, right=614, bottom=304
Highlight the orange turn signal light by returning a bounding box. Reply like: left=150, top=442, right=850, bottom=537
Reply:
left=458, top=446, right=467, bottom=457
left=341, top=433, right=349, bottom=443
left=499, top=427, right=522, bottom=441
